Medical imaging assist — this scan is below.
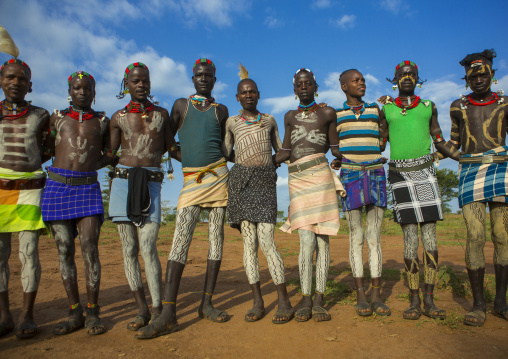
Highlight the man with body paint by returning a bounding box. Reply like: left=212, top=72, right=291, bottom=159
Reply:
left=223, top=67, right=293, bottom=323
left=449, top=49, right=508, bottom=327
left=109, top=62, right=175, bottom=332
left=0, top=59, right=50, bottom=339
left=275, top=68, right=344, bottom=323
left=331, top=69, right=390, bottom=317
left=379, top=60, right=459, bottom=321
left=41, top=71, right=110, bottom=335
left=136, top=58, right=229, bottom=339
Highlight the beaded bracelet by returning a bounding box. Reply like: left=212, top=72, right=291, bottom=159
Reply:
left=280, top=148, right=291, bottom=151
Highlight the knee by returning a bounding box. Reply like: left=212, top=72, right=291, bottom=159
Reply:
left=80, top=239, right=99, bottom=259
left=122, top=242, right=139, bottom=260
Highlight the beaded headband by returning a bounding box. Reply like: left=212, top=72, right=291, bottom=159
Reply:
left=124, top=62, right=149, bottom=80
left=387, top=60, right=425, bottom=87
left=193, top=58, right=216, bottom=73
left=1, top=58, right=31, bottom=75
left=293, top=68, right=317, bottom=86
left=68, top=71, right=95, bottom=87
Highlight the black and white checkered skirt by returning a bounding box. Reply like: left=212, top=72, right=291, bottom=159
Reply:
left=388, top=154, right=443, bottom=224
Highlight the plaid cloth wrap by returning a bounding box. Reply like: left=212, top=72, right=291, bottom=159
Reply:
left=227, top=164, right=277, bottom=231
left=41, top=166, right=104, bottom=222
left=339, top=158, right=387, bottom=211
left=388, top=154, right=443, bottom=224
left=458, top=146, right=508, bottom=207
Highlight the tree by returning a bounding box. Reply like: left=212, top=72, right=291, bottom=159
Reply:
left=277, top=210, right=285, bottom=223
left=101, top=165, right=115, bottom=217
left=435, top=168, right=459, bottom=213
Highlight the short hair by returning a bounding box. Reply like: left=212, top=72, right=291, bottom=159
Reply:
left=293, top=68, right=319, bottom=88
left=339, top=69, right=359, bottom=85
left=68, top=71, right=95, bottom=89
left=0, top=58, right=31, bottom=77
left=116, top=62, right=150, bottom=99
left=193, top=58, right=216, bottom=74
left=237, top=78, right=258, bottom=94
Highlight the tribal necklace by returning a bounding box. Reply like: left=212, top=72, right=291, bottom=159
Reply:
left=125, top=100, right=154, bottom=119
left=239, top=110, right=262, bottom=126
left=62, top=107, right=97, bottom=122
left=1, top=100, right=31, bottom=120
left=190, top=95, right=215, bottom=107
left=394, top=95, right=420, bottom=115
left=298, top=100, right=318, bottom=113
left=466, top=92, right=499, bottom=106
left=346, top=102, right=364, bottom=114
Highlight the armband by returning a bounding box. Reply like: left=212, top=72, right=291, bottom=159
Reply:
left=47, top=128, right=57, bottom=138
left=432, top=132, right=444, bottom=142
left=170, top=142, right=180, bottom=152
left=104, top=147, right=118, bottom=158
left=329, top=144, right=339, bottom=147
left=279, top=148, right=291, bottom=151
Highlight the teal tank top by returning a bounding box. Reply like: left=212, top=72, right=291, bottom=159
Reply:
left=179, top=100, right=223, bottom=167
left=383, top=101, right=432, bottom=160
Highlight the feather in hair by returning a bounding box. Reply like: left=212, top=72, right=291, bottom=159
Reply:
left=0, top=25, right=19, bottom=58
left=238, top=63, right=249, bottom=80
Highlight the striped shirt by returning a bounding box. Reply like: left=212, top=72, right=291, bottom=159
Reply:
left=336, top=102, right=382, bottom=163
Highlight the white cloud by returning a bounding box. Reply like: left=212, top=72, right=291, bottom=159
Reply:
left=265, top=16, right=282, bottom=28
left=380, top=0, right=403, bottom=14
left=365, top=73, right=380, bottom=85
left=176, top=0, right=250, bottom=27
left=262, top=95, right=297, bottom=115
left=324, top=72, right=341, bottom=89
left=332, top=14, right=356, bottom=29
left=277, top=176, right=288, bottom=187
left=313, top=0, right=332, bottom=8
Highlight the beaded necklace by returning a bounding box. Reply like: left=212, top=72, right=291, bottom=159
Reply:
left=394, top=95, right=420, bottom=115
left=189, top=95, right=215, bottom=107
left=125, top=100, right=154, bottom=119
left=1, top=100, right=31, bottom=120
left=62, top=107, right=98, bottom=122
left=466, top=92, right=499, bottom=106
left=346, top=102, right=364, bottom=114
left=239, top=110, right=262, bottom=126
left=298, top=100, right=318, bottom=113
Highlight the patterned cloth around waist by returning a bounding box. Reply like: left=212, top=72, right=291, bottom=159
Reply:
left=0, top=167, right=47, bottom=233
left=280, top=154, right=343, bottom=236
left=388, top=154, right=442, bottom=224
left=109, top=165, right=162, bottom=224
left=41, top=166, right=103, bottom=223
left=458, top=146, right=508, bottom=207
left=340, top=158, right=387, bottom=211
left=177, top=158, right=229, bottom=210
left=227, top=164, right=277, bottom=231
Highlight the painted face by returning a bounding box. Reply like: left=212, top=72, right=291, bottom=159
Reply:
left=294, top=71, right=316, bottom=103
left=396, top=65, right=417, bottom=92
left=236, top=80, right=259, bottom=112
left=467, top=64, right=492, bottom=95
left=126, top=67, right=150, bottom=102
left=0, top=63, right=31, bottom=103
left=192, top=63, right=216, bottom=95
left=342, top=70, right=366, bottom=98
left=69, top=76, right=94, bottom=110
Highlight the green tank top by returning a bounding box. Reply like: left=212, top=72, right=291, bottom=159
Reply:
left=383, top=101, right=432, bottom=160
left=179, top=100, right=223, bottom=167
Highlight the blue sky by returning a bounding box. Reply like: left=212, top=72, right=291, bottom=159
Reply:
left=1, top=0, right=508, bottom=213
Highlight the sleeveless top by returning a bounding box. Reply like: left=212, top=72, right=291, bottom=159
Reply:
left=179, top=100, right=223, bottom=167
left=383, top=100, right=432, bottom=160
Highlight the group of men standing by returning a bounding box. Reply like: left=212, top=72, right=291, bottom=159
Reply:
left=0, top=48, right=506, bottom=340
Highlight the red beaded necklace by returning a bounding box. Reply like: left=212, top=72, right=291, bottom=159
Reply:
left=394, top=96, right=420, bottom=115
left=63, top=107, right=97, bottom=122
left=1, top=100, right=30, bottom=120
left=125, top=100, right=155, bottom=119
left=466, top=92, right=499, bottom=106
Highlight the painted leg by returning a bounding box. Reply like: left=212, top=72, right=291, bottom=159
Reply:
left=139, top=221, right=162, bottom=316
left=77, top=216, right=105, bottom=335
left=198, top=207, right=228, bottom=323
left=50, top=221, right=85, bottom=335
left=313, top=234, right=331, bottom=322
left=135, top=206, right=200, bottom=339
left=0, top=233, right=13, bottom=337
left=241, top=221, right=264, bottom=322
left=16, top=230, right=40, bottom=338
left=490, top=202, right=508, bottom=319
left=421, top=221, right=445, bottom=319
left=258, top=223, right=292, bottom=323
left=117, top=222, right=149, bottom=330
left=295, top=229, right=315, bottom=322
left=401, top=223, right=421, bottom=320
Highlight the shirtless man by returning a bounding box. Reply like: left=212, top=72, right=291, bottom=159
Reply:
left=41, top=71, right=109, bottom=335
left=223, top=72, right=293, bottom=323
left=136, top=58, right=229, bottom=339
left=275, top=68, right=344, bottom=323
left=0, top=59, right=50, bottom=338
left=109, top=62, right=174, bottom=332
left=449, top=49, right=508, bottom=326
left=332, top=69, right=390, bottom=317
left=379, top=60, right=459, bottom=320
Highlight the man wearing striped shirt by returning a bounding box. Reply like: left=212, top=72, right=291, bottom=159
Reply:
left=332, top=69, right=390, bottom=317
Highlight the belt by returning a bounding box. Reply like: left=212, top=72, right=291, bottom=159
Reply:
left=288, top=156, right=328, bottom=174
left=0, top=177, right=46, bottom=190
left=459, top=154, right=508, bottom=164
left=111, top=167, right=164, bottom=182
left=341, top=162, right=384, bottom=171
left=388, top=159, right=433, bottom=173
left=48, top=171, right=98, bottom=186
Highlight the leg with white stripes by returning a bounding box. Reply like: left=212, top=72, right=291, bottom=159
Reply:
left=313, top=234, right=331, bottom=321
left=241, top=221, right=264, bottom=322
left=421, top=221, right=445, bottom=319
left=139, top=221, right=162, bottom=312
left=295, top=229, right=316, bottom=322
left=401, top=223, right=421, bottom=320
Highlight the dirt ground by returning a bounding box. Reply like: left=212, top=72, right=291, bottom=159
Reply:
left=1, top=221, right=507, bottom=359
